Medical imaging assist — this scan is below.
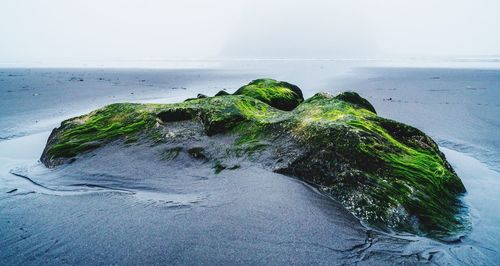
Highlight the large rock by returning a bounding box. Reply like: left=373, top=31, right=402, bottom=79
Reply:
left=41, top=80, right=469, bottom=239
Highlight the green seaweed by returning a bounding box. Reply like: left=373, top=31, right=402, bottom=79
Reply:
left=45, top=103, right=158, bottom=160
left=335, top=91, right=377, bottom=114
left=213, top=161, right=241, bottom=174
left=234, top=78, right=304, bottom=111
left=160, top=147, right=182, bottom=161
left=287, top=92, right=468, bottom=237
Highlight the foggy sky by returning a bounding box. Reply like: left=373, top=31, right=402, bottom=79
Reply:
left=1, top=0, right=499, bottom=66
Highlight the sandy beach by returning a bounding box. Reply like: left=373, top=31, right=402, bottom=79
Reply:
left=1, top=60, right=499, bottom=264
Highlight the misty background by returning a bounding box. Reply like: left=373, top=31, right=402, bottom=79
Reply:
left=1, top=0, right=499, bottom=66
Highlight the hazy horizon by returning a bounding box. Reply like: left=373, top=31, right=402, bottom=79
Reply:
left=1, top=0, right=500, bottom=67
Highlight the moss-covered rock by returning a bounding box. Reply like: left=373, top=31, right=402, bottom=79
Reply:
left=214, top=90, right=230, bottom=96
left=334, top=91, right=377, bottom=114
left=41, top=103, right=158, bottom=166
left=234, top=78, right=304, bottom=111
left=41, top=80, right=469, bottom=240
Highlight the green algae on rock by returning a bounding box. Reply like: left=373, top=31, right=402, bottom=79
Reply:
left=334, top=91, right=377, bottom=114
left=40, top=79, right=469, bottom=240
left=41, top=103, right=158, bottom=165
left=234, top=78, right=304, bottom=111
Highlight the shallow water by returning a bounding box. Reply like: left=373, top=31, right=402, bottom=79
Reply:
left=0, top=60, right=499, bottom=264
